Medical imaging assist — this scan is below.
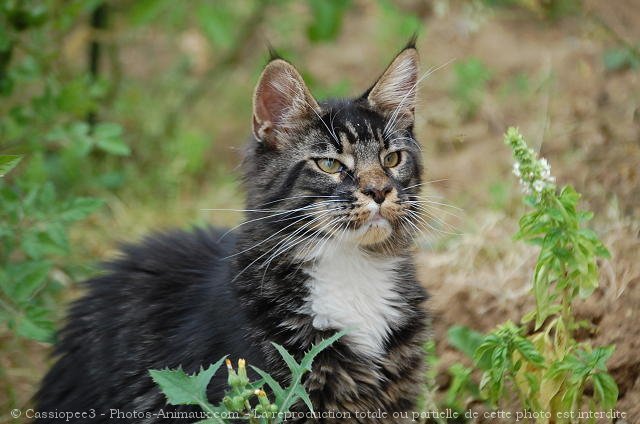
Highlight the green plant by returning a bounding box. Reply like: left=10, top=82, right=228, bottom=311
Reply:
left=306, top=0, right=352, bottom=43
left=416, top=340, right=447, bottom=424
left=445, top=128, right=617, bottom=423
left=150, top=331, right=344, bottom=423
left=0, top=154, right=21, bottom=176
left=0, top=156, right=103, bottom=342
left=603, top=46, right=640, bottom=72
left=451, top=58, right=491, bottom=119
left=0, top=1, right=122, bottom=344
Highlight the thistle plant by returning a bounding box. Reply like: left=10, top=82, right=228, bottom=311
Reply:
left=150, top=331, right=344, bottom=423
left=446, top=128, right=618, bottom=423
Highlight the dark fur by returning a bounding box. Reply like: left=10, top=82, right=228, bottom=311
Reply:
left=36, top=47, right=429, bottom=423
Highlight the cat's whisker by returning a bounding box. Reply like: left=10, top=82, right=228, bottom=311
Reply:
left=230, top=210, right=337, bottom=281
left=406, top=209, right=447, bottom=236
left=217, top=201, right=343, bottom=241
left=404, top=214, right=441, bottom=241
left=288, top=219, right=345, bottom=277
left=301, top=218, right=345, bottom=259
left=266, top=213, right=337, bottom=261
left=399, top=218, right=419, bottom=241
left=271, top=207, right=343, bottom=224
left=258, top=194, right=342, bottom=207
left=384, top=127, right=410, bottom=140
left=404, top=206, right=462, bottom=227
left=388, top=136, right=422, bottom=151
left=383, top=127, right=421, bottom=151
left=201, top=208, right=293, bottom=213
left=224, top=209, right=337, bottom=261
left=262, top=216, right=342, bottom=278
left=402, top=179, right=449, bottom=190
left=404, top=201, right=463, bottom=221
left=404, top=199, right=463, bottom=211
left=406, top=208, right=461, bottom=236
left=328, top=105, right=346, bottom=146
left=256, top=215, right=342, bottom=284
left=400, top=214, right=424, bottom=237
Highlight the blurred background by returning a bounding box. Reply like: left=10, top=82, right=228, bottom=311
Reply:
left=1, top=0, right=638, bottom=421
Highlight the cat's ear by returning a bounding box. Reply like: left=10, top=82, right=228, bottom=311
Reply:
left=364, top=46, right=419, bottom=129
left=252, top=59, right=320, bottom=147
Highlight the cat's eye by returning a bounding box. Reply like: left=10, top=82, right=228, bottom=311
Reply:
left=383, top=151, right=401, bottom=168
left=315, top=158, right=344, bottom=174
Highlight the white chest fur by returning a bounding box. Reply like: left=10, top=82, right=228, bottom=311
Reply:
left=303, top=242, right=406, bottom=357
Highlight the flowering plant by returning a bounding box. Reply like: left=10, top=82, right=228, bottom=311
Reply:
left=445, top=128, right=617, bottom=422
left=508, top=128, right=556, bottom=199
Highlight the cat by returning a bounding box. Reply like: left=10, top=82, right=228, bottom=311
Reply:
left=35, top=41, right=429, bottom=423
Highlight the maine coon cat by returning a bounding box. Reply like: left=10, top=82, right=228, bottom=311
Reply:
left=36, top=42, right=429, bottom=423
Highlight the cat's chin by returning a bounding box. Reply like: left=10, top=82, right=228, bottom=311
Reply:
left=352, top=217, right=393, bottom=246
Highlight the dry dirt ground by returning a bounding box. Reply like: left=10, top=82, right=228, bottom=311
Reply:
left=1, top=1, right=638, bottom=423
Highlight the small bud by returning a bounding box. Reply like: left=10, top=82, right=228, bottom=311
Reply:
left=231, top=395, right=245, bottom=411
left=222, top=396, right=234, bottom=410
left=226, top=359, right=240, bottom=388
left=237, top=358, right=249, bottom=386
left=256, top=389, right=270, bottom=408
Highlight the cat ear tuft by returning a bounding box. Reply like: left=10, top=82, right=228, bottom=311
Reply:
left=265, top=41, right=283, bottom=62
left=252, top=59, right=320, bottom=147
left=365, top=48, right=419, bottom=128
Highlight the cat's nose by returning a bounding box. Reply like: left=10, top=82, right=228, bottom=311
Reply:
left=362, top=184, right=392, bottom=204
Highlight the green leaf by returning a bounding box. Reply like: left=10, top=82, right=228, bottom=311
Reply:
left=128, top=0, right=172, bottom=25
left=0, top=155, right=22, bottom=177
left=197, top=3, right=235, bottom=48
left=592, top=373, right=618, bottom=410
left=275, top=332, right=344, bottom=416
left=59, top=197, right=104, bottom=222
left=149, top=356, right=227, bottom=407
left=16, top=316, right=53, bottom=343
left=590, top=346, right=615, bottom=371
left=446, top=364, right=474, bottom=407
left=306, top=0, right=352, bottom=42
left=250, top=366, right=284, bottom=403
left=514, top=337, right=544, bottom=366
left=299, top=330, right=346, bottom=371
left=95, top=123, right=130, bottom=156
left=447, top=325, right=485, bottom=361
left=603, top=47, right=640, bottom=71
left=6, top=261, right=51, bottom=301
left=22, top=229, right=68, bottom=259
left=15, top=306, right=55, bottom=343
left=294, top=385, right=314, bottom=413
left=272, top=342, right=301, bottom=373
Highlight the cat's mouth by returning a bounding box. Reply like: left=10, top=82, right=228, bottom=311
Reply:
left=350, top=205, right=394, bottom=245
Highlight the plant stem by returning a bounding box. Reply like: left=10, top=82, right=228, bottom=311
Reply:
left=561, top=279, right=573, bottom=342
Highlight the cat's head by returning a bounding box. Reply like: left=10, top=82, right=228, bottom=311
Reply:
left=243, top=44, right=423, bottom=255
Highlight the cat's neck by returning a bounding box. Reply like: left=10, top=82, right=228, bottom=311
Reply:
left=234, top=229, right=414, bottom=357
left=288, top=239, right=405, bottom=358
